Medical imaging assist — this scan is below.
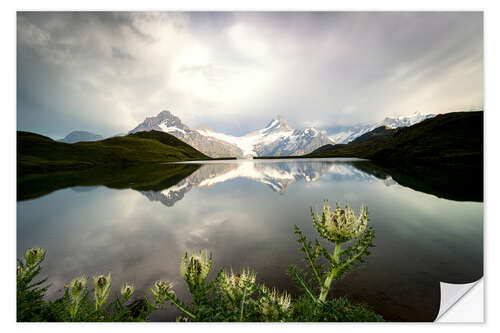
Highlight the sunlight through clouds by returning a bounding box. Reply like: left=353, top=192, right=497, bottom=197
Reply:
left=17, top=12, right=483, bottom=138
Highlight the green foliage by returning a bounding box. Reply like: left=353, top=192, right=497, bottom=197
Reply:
left=291, top=296, right=384, bottom=322
left=17, top=247, right=153, bottom=322
left=17, top=248, right=49, bottom=321
left=289, top=202, right=375, bottom=303
left=17, top=200, right=382, bottom=322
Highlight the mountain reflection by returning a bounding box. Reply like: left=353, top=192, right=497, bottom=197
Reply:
left=140, top=159, right=396, bottom=207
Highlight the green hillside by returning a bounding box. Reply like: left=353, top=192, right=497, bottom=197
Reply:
left=350, top=126, right=397, bottom=144
left=307, top=111, right=483, bottom=167
left=17, top=130, right=211, bottom=174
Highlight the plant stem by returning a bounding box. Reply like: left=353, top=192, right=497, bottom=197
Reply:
left=168, top=295, right=196, bottom=320
left=239, top=289, right=247, bottom=321
left=318, top=241, right=341, bottom=302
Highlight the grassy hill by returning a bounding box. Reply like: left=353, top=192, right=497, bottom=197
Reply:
left=306, top=111, right=481, bottom=163
left=306, top=111, right=482, bottom=167
left=349, top=126, right=397, bottom=144
left=18, top=130, right=212, bottom=174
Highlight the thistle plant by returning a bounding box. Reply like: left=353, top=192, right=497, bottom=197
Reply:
left=24, top=247, right=46, bottom=267
left=17, top=203, right=382, bottom=322
left=149, top=279, right=196, bottom=319
left=120, top=283, right=135, bottom=302
left=180, top=250, right=212, bottom=291
left=217, top=268, right=256, bottom=305
left=151, top=250, right=213, bottom=320
left=289, top=201, right=375, bottom=303
left=258, top=285, right=292, bottom=321
left=67, top=276, right=88, bottom=320
left=16, top=247, right=49, bottom=321
left=93, top=273, right=112, bottom=310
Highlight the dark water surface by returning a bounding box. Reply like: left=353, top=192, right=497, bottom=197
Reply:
left=17, top=158, right=483, bottom=321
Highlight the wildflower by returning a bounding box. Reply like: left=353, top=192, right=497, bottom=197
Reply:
left=120, top=282, right=135, bottom=300
left=180, top=250, right=212, bottom=287
left=93, top=273, right=112, bottom=309
left=67, top=275, right=88, bottom=320
left=17, top=266, right=26, bottom=280
left=218, top=268, right=256, bottom=303
left=23, top=247, right=46, bottom=267
left=259, top=285, right=292, bottom=319
left=312, top=201, right=368, bottom=243
left=69, top=276, right=87, bottom=303
left=151, top=280, right=175, bottom=299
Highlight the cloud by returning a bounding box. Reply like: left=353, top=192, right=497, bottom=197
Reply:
left=111, top=46, right=134, bottom=61
left=17, top=12, right=483, bottom=138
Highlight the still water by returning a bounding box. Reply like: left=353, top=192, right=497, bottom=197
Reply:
left=17, top=158, right=483, bottom=321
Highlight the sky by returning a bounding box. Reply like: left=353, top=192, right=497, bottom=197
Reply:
left=17, top=12, right=483, bottom=138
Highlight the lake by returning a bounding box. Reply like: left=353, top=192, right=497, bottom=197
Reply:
left=16, top=158, right=483, bottom=321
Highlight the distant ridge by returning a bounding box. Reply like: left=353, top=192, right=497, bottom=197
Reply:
left=59, top=130, right=103, bottom=143
left=326, top=112, right=436, bottom=144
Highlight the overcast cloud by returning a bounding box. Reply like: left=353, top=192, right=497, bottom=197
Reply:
left=17, top=12, right=483, bottom=138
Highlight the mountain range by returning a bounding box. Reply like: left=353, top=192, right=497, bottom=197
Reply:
left=128, top=110, right=435, bottom=158
left=325, top=112, right=436, bottom=144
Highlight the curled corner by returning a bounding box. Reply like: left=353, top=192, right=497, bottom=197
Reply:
left=435, top=278, right=483, bottom=322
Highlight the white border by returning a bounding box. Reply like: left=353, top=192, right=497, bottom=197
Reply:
left=3, top=0, right=498, bottom=332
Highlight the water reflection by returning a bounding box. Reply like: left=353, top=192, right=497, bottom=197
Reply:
left=16, top=158, right=483, bottom=322
left=141, top=159, right=384, bottom=207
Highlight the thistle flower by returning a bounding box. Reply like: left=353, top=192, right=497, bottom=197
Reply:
left=69, top=276, right=88, bottom=303
left=23, top=247, right=46, bottom=267
left=217, top=269, right=255, bottom=302
left=312, top=201, right=368, bottom=243
left=180, top=250, right=212, bottom=287
left=151, top=279, right=175, bottom=299
left=93, top=272, right=112, bottom=309
left=259, top=285, right=292, bottom=319
left=218, top=268, right=256, bottom=302
left=120, top=282, right=135, bottom=300
left=67, top=275, right=88, bottom=320
left=16, top=266, right=26, bottom=281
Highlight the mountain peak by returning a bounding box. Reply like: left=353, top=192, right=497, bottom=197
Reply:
left=129, top=110, right=188, bottom=135
left=263, top=115, right=292, bottom=133
left=156, top=110, right=176, bottom=120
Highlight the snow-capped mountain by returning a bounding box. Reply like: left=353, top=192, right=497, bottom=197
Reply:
left=129, top=111, right=244, bottom=158
left=129, top=111, right=332, bottom=158
left=197, top=116, right=332, bottom=157
left=128, top=110, right=434, bottom=157
left=327, top=112, right=435, bottom=144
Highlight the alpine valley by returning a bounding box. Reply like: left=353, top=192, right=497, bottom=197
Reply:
left=128, top=110, right=435, bottom=158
